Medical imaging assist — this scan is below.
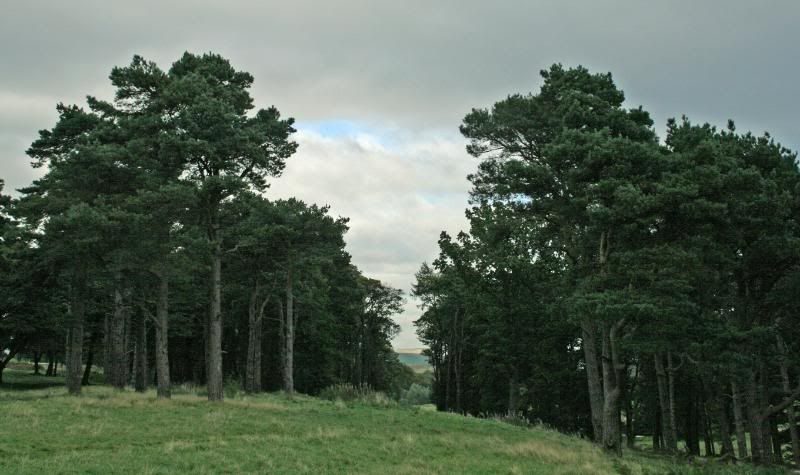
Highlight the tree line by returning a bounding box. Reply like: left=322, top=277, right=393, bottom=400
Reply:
left=413, top=65, right=800, bottom=464
left=0, top=53, right=409, bottom=402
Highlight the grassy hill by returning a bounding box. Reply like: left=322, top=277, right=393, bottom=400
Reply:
left=396, top=349, right=431, bottom=373
left=0, top=367, right=786, bottom=474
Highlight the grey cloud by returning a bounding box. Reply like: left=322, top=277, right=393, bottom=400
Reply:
left=3, top=1, right=799, bottom=345
left=3, top=2, right=799, bottom=138
left=266, top=130, right=472, bottom=347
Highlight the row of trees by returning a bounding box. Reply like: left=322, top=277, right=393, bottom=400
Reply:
left=414, top=65, right=800, bottom=464
left=0, top=53, right=407, bottom=401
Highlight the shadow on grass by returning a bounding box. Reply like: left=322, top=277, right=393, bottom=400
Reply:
left=0, top=370, right=64, bottom=391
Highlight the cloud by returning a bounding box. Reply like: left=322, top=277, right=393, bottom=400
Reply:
left=2, top=0, right=799, bottom=346
left=266, top=126, right=473, bottom=347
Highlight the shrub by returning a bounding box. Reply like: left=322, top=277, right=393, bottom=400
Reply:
left=400, top=383, right=431, bottom=406
left=319, top=383, right=394, bottom=407
left=223, top=379, right=243, bottom=399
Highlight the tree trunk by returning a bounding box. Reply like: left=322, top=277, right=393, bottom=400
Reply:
left=778, top=335, right=800, bottom=465
left=66, top=272, right=86, bottom=395
left=33, top=352, right=41, bottom=375
left=508, top=366, right=520, bottom=417
left=601, top=321, right=624, bottom=455
left=353, top=313, right=362, bottom=385
left=686, top=389, right=700, bottom=456
left=81, top=332, right=98, bottom=385
left=653, top=408, right=662, bottom=451
left=582, top=320, right=604, bottom=443
left=768, top=414, right=781, bottom=463
left=654, top=353, right=677, bottom=452
left=716, top=389, right=735, bottom=457
left=46, top=351, right=54, bottom=377
left=110, top=282, right=128, bottom=389
left=134, top=310, right=147, bottom=393
left=154, top=272, right=171, bottom=399
left=445, top=344, right=452, bottom=411
left=0, top=347, right=21, bottom=384
left=282, top=265, right=294, bottom=395
left=124, top=308, right=133, bottom=385
left=454, top=308, right=464, bottom=414
left=760, top=369, right=776, bottom=464
left=731, top=380, right=748, bottom=460
left=207, top=237, right=224, bottom=402
left=625, top=384, right=635, bottom=449
left=278, top=299, right=285, bottom=385
left=746, top=369, right=766, bottom=463
left=245, top=284, right=266, bottom=393
left=103, top=314, right=110, bottom=378
left=667, top=351, right=680, bottom=451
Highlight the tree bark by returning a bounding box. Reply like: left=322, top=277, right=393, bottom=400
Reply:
left=133, top=309, right=147, bottom=393
left=33, top=351, right=41, bottom=375
left=81, top=332, right=97, bottom=385
left=666, top=351, right=680, bottom=451
left=154, top=272, right=171, bottom=399
left=282, top=265, right=295, bottom=395
left=654, top=353, right=677, bottom=452
left=778, top=335, right=800, bottom=465
left=508, top=366, right=520, bottom=417
left=582, top=320, right=604, bottom=443
left=745, top=369, right=766, bottom=463
left=103, top=314, right=110, bottom=379
left=66, top=271, right=86, bottom=395
left=277, top=299, right=285, bottom=385
left=601, top=320, right=624, bottom=455
left=768, top=414, right=781, bottom=463
left=109, top=281, right=128, bottom=389
left=245, top=283, right=268, bottom=393
left=685, top=388, right=700, bottom=455
left=653, top=408, right=662, bottom=451
left=207, top=237, right=224, bottom=402
left=716, top=388, right=735, bottom=457
left=454, top=307, right=464, bottom=414
left=760, top=368, right=776, bottom=464
left=0, top=346, right=22, bottom=384
left=45, top=351, right=54, bottom=376
left=353, top=312, right=363, bottom=385
left=624, top=381, right=635, bottom=449
left=731, top=380, right=748, bottom=460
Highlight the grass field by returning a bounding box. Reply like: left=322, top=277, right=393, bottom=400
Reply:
left=0, top=365, right=788, bottom=475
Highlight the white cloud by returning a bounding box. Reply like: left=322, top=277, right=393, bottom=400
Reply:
left=4, top=0, right=800, bottom=348
left=266, top=127, right=474, bottom=347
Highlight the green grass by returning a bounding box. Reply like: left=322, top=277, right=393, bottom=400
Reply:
left=0, top=366, right=788, bottom=474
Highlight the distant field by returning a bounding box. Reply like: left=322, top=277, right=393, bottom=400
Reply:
left=0, top=366, right=784, bottom=475
left=396, top=351, right=430, bottom=370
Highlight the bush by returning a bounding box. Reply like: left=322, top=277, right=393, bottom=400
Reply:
left=223, top=379, right=243, bottom=399
left=400, top=383, right=431, bottom=406
left=319, top=383, right=394, bottom=407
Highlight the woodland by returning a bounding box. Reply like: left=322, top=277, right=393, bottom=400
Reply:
left=1, top=55, right=799, bottom=467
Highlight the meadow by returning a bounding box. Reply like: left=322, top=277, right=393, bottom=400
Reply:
left=0, top=365, right=788, bottom=475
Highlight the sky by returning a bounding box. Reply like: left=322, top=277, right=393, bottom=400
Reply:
left=2, top=1, right=799, bottom=347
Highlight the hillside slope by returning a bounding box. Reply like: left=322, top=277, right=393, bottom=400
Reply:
left=0, top=369, right=785, bottom=475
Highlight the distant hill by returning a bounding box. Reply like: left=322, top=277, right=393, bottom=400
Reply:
left=396, top=349, right=430, bottom=372
left=394, top=347, right=424, bottom=354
